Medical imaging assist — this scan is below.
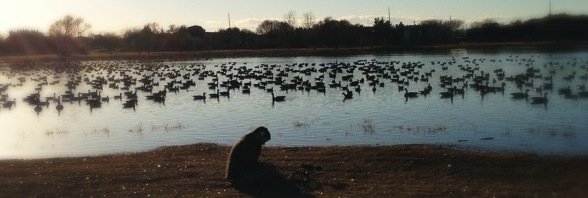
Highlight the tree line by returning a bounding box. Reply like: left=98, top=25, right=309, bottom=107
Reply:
left=0, top=13, right=587, bottom=56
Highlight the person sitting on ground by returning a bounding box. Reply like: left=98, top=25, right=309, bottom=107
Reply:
left=225, top=126, right=281, bottom=189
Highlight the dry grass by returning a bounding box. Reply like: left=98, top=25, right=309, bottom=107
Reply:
left=1, top=143, right=587, bottom=197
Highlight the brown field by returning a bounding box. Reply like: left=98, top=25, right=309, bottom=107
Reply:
left=1, top=143, right=587, bottom=197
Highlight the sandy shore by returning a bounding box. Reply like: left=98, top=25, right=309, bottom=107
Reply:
left=1, top=143, right=587, bottom=197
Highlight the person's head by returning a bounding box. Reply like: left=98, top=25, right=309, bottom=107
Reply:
left=252, top=126, right=271, bottom=144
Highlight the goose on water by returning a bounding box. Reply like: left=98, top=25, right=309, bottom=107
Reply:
left=439, top=87, right=455, bottom=98
left=404, top=88, right=419, bottom=98
left=530, top=93, right=548, bottom=104
left=342, top=91, right=353, bottom=99
left=209, top=89, right=220, bottom=98
left=193, top=93, right=206, bottom=100
left=511, top=89, right=529, bottom=99
left=271, top=91, right=286, bottom=102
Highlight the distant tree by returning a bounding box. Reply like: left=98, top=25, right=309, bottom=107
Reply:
left=48, top=15, right=91, bottom=56
left=89, top=33, right=122, bottom=52
left=467, top=19, right=501, bottom=42
left=302, top=12, right=316, bottom=29
left=186, top=25, right=206, bottom=38
left=5, top=29, right=51, bottom=55
left=256, top=20, right=294, bottom=48
left=48, top=15, right=91, bottom=37
left=417, top=19, right=464, bottom=44
left=215, top=27, right=258, bottom=49
left=139, top=22, right=164, bottom=52
left=444, top=19, right=465, bottom=41
left=0, top=34, right=5, bottom=54
left=373, top=17, right=393, bottom=45
left=314, top=17, right=356, bottom=47
left=122, top=27, right=141, bottom=51
left=256, top=20, right=282, bottom=35
left=284, top=10, right=297, bottom=28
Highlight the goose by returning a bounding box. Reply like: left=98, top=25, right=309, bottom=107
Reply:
left=209, top=89, right=220, bottom=99
left=101, top=95, right=110, bottom=103
left=558, top=86, right=572, bottom=95
left=193, top=93, right=206, bottom=100
left=565, top=92, right=579, bottom=99
left=123, top=100, right=136, bottom=110
left=342, top=91, right=353, bottom=99
left=454, top=84, right=466, bottom=95
left=242, top=88, right=251, bottom=94
left=404, top=88, right=418, bottom=98
left=2, top=99, right=16, bottom=109
left=45, top=93, right=56, bottom=101
left=38, top=98, right=50, bottom=107
left=271, top=91, right=286, bottom=102
left=439, top=87, right=455, bottom=98
left=530, top=93, right=548, bottom=104
left=56, top=100, right=64, bottom=112
left=219, top=89, right=230, bottom=97
left=113, top=93, right=122, bottom=100
left=510, top=89, right=529, bottom=99
left=34, top=104, right=42, bottom=114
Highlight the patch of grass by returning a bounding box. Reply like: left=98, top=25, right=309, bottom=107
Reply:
left=129, top=122, right=143, bottom=134
left=361, top=119, right=375, bottom=134
left=164, top=123, right=183, bottom=133
left=90, top=128, right=111, bottom=137
left=392, top=124, right=447, bottom=134
left=44, top=128, right=69, bottom=136
left=151, top=122, right=184, bottom=132
left=293, top=120, right=310, bottom=128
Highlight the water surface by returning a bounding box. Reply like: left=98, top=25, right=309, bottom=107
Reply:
left=1, top=48, right=587, bottom=159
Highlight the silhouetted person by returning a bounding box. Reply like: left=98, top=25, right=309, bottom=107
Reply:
left=225, top=126, right=281, bottom=190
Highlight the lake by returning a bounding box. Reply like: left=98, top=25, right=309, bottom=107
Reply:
left=1, top=48, right=587, bottom=159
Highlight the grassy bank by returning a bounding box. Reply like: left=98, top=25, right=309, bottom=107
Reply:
left=1, top=143, right=587, bottom=197
left=1, top=42, right=586, bottom=63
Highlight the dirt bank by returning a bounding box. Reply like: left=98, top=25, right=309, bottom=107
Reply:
left=1, top=143, right=587, bottom=197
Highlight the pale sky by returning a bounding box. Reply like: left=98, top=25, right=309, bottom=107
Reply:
left=0, top=0, right=587, bottom=36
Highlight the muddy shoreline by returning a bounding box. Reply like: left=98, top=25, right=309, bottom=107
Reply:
left=1, top=143, right=587, bottom=197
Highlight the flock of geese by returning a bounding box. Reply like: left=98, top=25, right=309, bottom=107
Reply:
left=0, top=54, right=587, bottom=116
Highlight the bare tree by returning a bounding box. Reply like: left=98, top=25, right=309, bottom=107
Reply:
left=256, top=20, right=281, bottom=35
left=284, top=10, right=297, bottom=27
left=143, top=22, right=163, bottom=34
left=49, top=15, right=91, bottom=37
left=48, top=15, right=91, bottom=56
left=302, top=12, right=316, bottom=29
left=444, top=19, right=465, bottom=33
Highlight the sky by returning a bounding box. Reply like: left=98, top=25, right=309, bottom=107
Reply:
left=1, top=0, right=587, bottom=36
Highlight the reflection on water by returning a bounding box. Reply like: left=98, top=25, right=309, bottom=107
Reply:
left=1, top=48, right=588, bottom=159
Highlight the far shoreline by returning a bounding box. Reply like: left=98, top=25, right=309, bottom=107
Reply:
left=1, top=41, right=587, bottom=62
